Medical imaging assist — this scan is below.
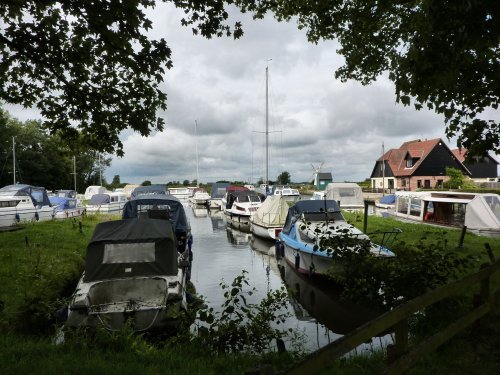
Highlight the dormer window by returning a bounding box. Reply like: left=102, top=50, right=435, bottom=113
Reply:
left=406, top=158, right=413, bottom=168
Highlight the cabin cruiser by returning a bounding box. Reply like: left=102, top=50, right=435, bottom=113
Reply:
left=223, top=187, right=263, bottom=225
left=49, top=196, right=85, bottom=219
left=278, top=200, right=396, bottom=278
left=393, top=191, right=500, bottom=237
left=86, top=192, right=127, bottom=214
left=271, top=185, right=301, bottom=202
left=190, top=188, right=211, bottom=206
left=250, top=195, right=289, bottom=240
left=65, top=217, right=188, bottom=333
left=324, top=182, right=364, bottom=212
left=209, top=182, right=230, bottom=209
left=0, top=184, right=54, bottom=228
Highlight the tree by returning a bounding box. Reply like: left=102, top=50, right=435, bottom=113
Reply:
left=236, top=0, right=500, bottom=156
left=276, top=171, right=291, bottom=185
left=141, top=180, right=152, bottom=186
left=443, top=167, right=476, bottom=190
left=0, top=1, right=243, bottom=156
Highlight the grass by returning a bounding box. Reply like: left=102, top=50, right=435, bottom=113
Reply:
left=0, top=212, right=499, bottom=373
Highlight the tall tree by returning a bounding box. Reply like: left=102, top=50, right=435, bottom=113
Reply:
left=236, top=0, right=500, bottom=156
left=276, top=171, right=291, bottom=185
left=0, top=1, right=243, bottom=156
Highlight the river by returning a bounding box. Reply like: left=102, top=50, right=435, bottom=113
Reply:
left=186, top=203, right=392, bottom=353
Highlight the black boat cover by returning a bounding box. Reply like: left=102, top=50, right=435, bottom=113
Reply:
left=83, top=218, right=177, bottom=282
left=282, top=200, right=343, bottom=234
left=122, top=194, right=190, bottom=234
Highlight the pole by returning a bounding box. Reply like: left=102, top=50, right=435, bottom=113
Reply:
left=12, top=137, right=16, bottom=184
left=98, top=154, right=102, bottom=186
left=73, top=156, right=77, bottom=192
left=195, top=120, right=200, bottom=187
left=382, top=142, right=385, bottom=196
left=265, top=65, right=269, bottom=188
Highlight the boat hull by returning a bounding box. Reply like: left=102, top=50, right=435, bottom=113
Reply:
left=0, top=206, right=54, bottom=228
left=86, top=202, right=125, bottom=214
left=250, top=220, right=282, bottom=240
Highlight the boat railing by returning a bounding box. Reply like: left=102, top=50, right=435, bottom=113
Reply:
left=366, top=228, right=403, bottom=248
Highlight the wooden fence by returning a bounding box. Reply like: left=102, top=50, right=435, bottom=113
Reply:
left=283, top=256, right=500, bottom=375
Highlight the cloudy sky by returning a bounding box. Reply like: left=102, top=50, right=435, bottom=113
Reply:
left=5, top=3, right=499, bottom=185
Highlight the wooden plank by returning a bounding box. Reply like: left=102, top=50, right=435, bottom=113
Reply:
left=386, top=302, right=491, bottom=375
left=283, top=260, right=500, bottom=374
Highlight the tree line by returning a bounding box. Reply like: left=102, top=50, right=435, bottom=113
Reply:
left=0, top=108, right=110, bottom=192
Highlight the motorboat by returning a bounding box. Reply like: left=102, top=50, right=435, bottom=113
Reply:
left=209, top=182, right=230, bottom=209
left=0, top=184, right=54, bottom=228
left=223, top=187, right=263, bottom=225
left=392, top=191, right=500, bottom=237
left=86, top=192, right=127, bottom=214
left=168, top=187, right=192, bottom=200
left=278, top=200, right=396, bottom=278
left=271, top=185, right=301, bottom=202
left=190, top=188, right=210, bottom=206
left=84, top=185, right=108, bottom=200
left=375, top=194, right=396, bottom=209
left=310, top=191, right=325, bottom=201
left=250, top=195, right=289, bottom=240
left=324, top=182, right=365, bottom=212
left=65, top=218, right=188, bottom=333
left=49, top=196, right=85, bottom=219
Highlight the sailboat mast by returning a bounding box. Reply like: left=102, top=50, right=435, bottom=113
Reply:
left=98, top=153, right=102, bottom=186
left=73, top=156, right=77, bottom=192
left=195, top=120, right=200, bottom=187
left=381, top=142, right=385, bottom=196
left=265, top=65, right=269, bottom=187
left=12, top=137, right=15, bottom=184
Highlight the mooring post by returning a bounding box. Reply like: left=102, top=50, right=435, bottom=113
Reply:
left=458, top=225, right=467, bottom=248
left=363, top=200, right=369, bottom=233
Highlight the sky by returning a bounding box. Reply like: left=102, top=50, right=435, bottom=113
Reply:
left=4, top=3, right=499, bottom=185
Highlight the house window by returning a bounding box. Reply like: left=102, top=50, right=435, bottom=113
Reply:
left=436, top=179, right=443, bottom=188
left=424, top=180, right=431, bottom=188
left=417, top=180, right=422, bottom=188
left=406, top=158, right=413, bottom=168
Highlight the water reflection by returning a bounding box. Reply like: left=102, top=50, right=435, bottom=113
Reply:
left=187, top=204, right=392, bottom=353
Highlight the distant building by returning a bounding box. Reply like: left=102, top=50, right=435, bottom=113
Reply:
left=451, top=148, right=499, bottom=184
left=370, top=138, right=470, bottom=191
left=314, top=172, right=333, bottom=191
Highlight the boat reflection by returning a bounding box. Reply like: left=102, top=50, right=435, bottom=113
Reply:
left=191, top=205, right=208, bottom=217
left=226, top=222, right=252, bottom=247
left=208, top=209, right=225, bottom=232
left=279, top=261, right=386, bottom=335
left=249, top=235, right=276, bottom=256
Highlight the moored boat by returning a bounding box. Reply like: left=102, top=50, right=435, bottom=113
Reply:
left=250, top=195, right=289, bottom=240
left=271, top=185, right=301, bottom=203
left=223, top=187, right=263, bottom=225
left=190, top=188, right=210, bottom=206
left=85, top=192, right=127, bottom=214
left=49, top=196, right=85, bottom=219
left=65, top=218, right=188, bottom=333
left=278, top=200, right=396, bottom=278
left=0, top=184, right=54, bottom=228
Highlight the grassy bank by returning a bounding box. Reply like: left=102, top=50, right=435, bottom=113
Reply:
left=0, top=213, right=499, bottom=373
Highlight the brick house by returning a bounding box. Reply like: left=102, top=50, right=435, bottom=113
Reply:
left=451, top=148, right=499, bottom=183
left=370, top=138, right=471, bottom=191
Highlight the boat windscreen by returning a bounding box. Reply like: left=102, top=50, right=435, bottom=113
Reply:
left=303, top=211, right=344, bottom=222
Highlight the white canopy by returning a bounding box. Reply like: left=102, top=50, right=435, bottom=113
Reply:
left=465, top=194, right=500, bottom=235
left=252, top=195, right=289, bottom=226
left=325, top=183, right=364, bottom=209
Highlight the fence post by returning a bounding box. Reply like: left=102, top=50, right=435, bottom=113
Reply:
left=363, top=200, right=369, bottom=233
left=458, top=226, right=467, bottom=248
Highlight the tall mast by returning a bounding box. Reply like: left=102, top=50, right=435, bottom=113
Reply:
left=195, top=120, right=200, bottom=187
left=265, top=64, right=269, bottom=187
left=98, top=153, right=102, bottom=186
left=381, top=142, right=385, bottom=196
left=73, top=156, right=77, bottom=192
left=12, top=137, right=15, bottom=184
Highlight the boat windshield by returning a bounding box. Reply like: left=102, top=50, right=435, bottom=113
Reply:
left=303, top=211, right=344, bottom=222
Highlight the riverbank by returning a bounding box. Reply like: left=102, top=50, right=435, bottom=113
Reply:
left=0, top=213, right=499, bottom=373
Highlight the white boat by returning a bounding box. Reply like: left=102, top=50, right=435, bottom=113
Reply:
left=85, top=192, right=127, bottom=214
left=190, top=188, right=211, bottom=206
left=131, top=185, right=169, bottom=199
left=271, top=186, right=301, bottom=202
left=250, top=195, right=289, bottom=240
left=168, top=187, right=192, bottom=200
left=393, top=191, right=500, bottom=237
left=310, top=191, right=326, bottom=200
left=84, top=185, right=108, bottom=200
left=49, top=196, right=85, bottom=219
left=324, top=182, right=365, bottom=212
left=223, top=187, right=263, bottom=225
left=0, top=184, right=55, bottom=228
left=65, top=218, right=188, bottom=333
left=278, top=200, right=396, bottom=278
left=209, top=182, right=230, bottom=209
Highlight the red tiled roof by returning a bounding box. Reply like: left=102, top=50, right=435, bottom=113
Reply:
left=379, top=138, right=441, bottom=177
